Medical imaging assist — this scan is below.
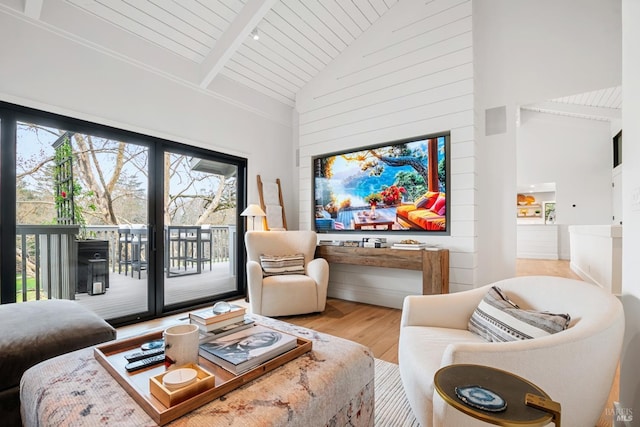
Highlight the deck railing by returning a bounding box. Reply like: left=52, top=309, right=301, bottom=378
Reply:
left=15, top=224, right=234, bottom=302
left=16, top=225, right=80, bottom=302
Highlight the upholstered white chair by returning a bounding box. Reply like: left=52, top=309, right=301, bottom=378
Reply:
left=245, top=230, right=329, bottom=317
left=399, top=275, right=625, bottom=427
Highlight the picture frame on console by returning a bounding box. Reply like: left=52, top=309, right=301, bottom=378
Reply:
left=313, top=132, right=450, bottom=235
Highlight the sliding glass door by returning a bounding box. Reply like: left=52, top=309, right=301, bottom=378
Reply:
left=1, top=102, right=247, bottom=325
left=14, top=119, right=151, bottom=320
left=162, top=152, right=239, bottom=309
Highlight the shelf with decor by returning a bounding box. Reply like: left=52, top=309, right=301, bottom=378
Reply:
left=517, top=204, right=542, bottom=218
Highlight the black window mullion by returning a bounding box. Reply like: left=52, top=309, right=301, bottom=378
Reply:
left=0, top=110, right=17, bottom=304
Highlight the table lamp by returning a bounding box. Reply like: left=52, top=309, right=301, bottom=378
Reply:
left=241, top=204, right=266, bottom=230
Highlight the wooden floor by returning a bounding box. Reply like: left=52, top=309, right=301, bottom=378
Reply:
left=117, top=259, right=616, bottom=426
left=515, top=258, right=582, bottom=280
left=75, top=262, right=236, bottom=320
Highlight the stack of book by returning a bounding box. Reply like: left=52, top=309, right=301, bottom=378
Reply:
left=199, top=325, right=298, bottom=375
left=318, top=240, right=343, bottom=246
left=362, top=237, right=388, bottom=248
left=391, top=242, right=428, bottom=250
left=189, top=304, right=255, bottom=342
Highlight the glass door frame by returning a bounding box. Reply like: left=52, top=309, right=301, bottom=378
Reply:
left=153, top=142, right=248, bottom=317
left=0, top=101, right=248, bottom=326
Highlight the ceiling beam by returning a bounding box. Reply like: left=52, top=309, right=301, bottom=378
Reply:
left=24, top=0, right=44, bottom=19
left=199, top=0, right=277, bottom=89
left=522, top=100, right=621, bottom=121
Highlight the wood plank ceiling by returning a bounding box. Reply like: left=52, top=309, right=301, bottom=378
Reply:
left=2, top=0, right=619, bottom=117
left=4, top=0, right=398, bottom=107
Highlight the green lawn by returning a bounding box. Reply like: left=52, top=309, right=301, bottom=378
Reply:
left=16, top=276, right=46, bottom=302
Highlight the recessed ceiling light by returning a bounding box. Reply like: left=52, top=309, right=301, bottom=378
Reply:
left=251, top=28, right=259, bottom=40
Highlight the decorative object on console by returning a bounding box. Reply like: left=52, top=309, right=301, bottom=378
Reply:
left=391, top=239, right=429, bottom=250
left=318, top=240, right=344, bottom=246
left=362, top=237, right=387, bottom=248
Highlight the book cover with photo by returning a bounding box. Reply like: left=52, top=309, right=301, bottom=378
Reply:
left=199, top=325, right=297, bottom=374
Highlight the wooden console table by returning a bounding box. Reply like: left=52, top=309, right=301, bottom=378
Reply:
left=315, top=246, right=449, bottom=295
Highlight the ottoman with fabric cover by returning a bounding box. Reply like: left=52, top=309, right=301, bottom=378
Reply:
left=20, top=314, right=375, bottom=426
left=0, top=299, right=116, bottom=426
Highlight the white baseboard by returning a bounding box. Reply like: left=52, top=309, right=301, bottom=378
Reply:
left=570, top=262, right=605, bottom=289
left=327, top=283, right=405, bottom=309
left=517, top=252, right=559, bottom=260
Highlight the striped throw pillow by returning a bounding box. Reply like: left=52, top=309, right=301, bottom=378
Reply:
left=260, top=253, right=305, bottom=276
left=468, top=286, right=571, bottom=342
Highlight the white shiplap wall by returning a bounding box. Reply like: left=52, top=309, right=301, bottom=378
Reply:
left=295, top=0, right=476, bottom=307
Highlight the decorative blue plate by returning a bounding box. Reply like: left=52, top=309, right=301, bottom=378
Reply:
left=454, top=385, right=507, bottom=412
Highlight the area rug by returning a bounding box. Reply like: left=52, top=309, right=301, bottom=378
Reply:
left=375, top=359, right=420, bottom=426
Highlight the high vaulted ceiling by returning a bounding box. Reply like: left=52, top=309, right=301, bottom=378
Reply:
left=523, top=86, right=622, bottom=122
left=1, top=0, right=398, bottom=107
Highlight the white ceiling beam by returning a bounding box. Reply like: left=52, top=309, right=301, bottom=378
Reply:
left=522, top=100, right=621, bottom=121
left=199, top=0, right=277, bottom=89
left=24, top=0, right=44, bottom=19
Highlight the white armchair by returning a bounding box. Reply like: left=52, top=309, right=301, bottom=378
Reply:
left=399, top=275, right=624, bottom=427
left=245, top=230, right=329, bottom=317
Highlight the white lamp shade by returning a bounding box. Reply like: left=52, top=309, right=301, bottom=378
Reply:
left=241, top=204, right=266, bottom=217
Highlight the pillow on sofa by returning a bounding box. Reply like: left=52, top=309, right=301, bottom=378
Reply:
left=260, top=253, right=305, bottom=276
left=468, top=286, right=571, bottom=342
left=415, top=191, right=440, bottom=209
left=430, top=194, right=446, bottom=214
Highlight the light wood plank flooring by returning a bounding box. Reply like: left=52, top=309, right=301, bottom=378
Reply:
left=117, top=259, right=616, bottom=426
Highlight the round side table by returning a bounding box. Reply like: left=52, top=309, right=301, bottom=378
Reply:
left=434, top=364, right=561, bottom=427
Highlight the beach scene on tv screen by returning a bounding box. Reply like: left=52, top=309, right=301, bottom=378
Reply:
left=314, top=135, right=447, bottom=232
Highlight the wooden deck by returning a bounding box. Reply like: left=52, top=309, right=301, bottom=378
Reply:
left=74, top=261, right=236, bottom=320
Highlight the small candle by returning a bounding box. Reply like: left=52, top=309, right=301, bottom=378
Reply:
left=163, top=368, right=198, bottom=390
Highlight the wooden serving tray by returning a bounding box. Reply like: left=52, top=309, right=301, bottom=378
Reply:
left=94, top=327, right=312, bottom=426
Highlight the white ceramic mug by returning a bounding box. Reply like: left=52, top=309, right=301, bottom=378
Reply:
left=163, top=324, right=199, bottom=369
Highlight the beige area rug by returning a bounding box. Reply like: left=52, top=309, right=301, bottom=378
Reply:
left=375, top=359, right=420, bottom=426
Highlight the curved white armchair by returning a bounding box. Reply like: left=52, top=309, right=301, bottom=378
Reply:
left=245, top=230, right=329, bottom=317
left=399, top=275, right=624, bottom=427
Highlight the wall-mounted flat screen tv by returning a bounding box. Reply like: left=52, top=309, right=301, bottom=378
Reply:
left=313, top=132, right=449, bottom=234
